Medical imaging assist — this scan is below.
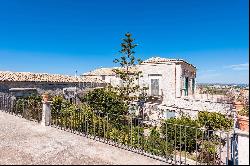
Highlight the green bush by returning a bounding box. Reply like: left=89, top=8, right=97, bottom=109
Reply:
left=144, top=127, right=173, bottom=157
left=14, top=95, right=42, bottom=121
left=198, top=140, right=221, bottom=165
left=81, top=88, right=128, bottom=116
left=160, top=116, right=202, bottom=153
left=198, top=111, right=233, bottom=131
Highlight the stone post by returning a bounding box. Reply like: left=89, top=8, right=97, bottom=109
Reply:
left=235, top=128, right=249, bottom=165
left=41, top=101, right=52, bottom=126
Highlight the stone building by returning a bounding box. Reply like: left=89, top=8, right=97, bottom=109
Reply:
left=0, top=71, right=106, bottom=94
left=82, top=57, right=233, bottom=119
left=82, top=57, right=197, bottom=104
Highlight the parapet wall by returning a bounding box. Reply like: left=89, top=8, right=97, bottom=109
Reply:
left=173, top=98, right=233, bottom=117
left=0, top=81, right=104, bottom=94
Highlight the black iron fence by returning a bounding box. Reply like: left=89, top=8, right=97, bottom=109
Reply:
left=0, top=94, right=42, bottom=122
left=0, top=94, right=238, bottom=165
left=50, top=103, right=236, bottom=165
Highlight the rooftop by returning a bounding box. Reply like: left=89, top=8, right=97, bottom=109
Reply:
left=0, top=71, right=105, bottom=83
left=82, top=66, right=139, bottom=76
left=142, top=57, right=196, bottom=68
left=82, top=57, right=196, bottom=76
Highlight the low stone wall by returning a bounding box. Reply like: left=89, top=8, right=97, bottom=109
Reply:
left=173, top=98, right=233, bottom=117
left=0, top=81, right=105, bottom=94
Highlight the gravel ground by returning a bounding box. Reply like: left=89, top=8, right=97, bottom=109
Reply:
left=0, top=111, right=167, bottom=165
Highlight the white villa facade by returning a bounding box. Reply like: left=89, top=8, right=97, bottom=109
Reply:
left=82, top=57, right=196, bottom=104
left=82, top=57, right=233, bottom=120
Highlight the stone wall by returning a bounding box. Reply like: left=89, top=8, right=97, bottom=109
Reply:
left=173, top=98, right=233, bottom=118
left=0, top=81, right=105, bottom=94
left=139, top=63, right=177, bottom=103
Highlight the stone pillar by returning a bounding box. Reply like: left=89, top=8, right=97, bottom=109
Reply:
left=41, top=101, right=52, bottom=126
left=235, top=129, right=249, bottom=165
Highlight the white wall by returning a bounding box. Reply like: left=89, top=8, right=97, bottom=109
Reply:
left=237, top=130, right=249, bottom=165
left=138, top=63, right=177, bottom=104
left=176, top=64, right=182, bottom=98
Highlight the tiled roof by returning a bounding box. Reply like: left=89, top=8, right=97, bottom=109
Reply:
left=142, top=57, right=196, bottom=68
left=83, top=68, right=116, bottom=76
left=0, top=71, right=105, bottom=83
left=82, top=67, right=139, bottom=76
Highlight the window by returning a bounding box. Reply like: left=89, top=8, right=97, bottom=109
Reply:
left=192, top=78, right=195, bottom=94
left=184, top=77, right=189, bottom=96
left=151, top=79, right=159, bottom=96
left=101, top=75, right=105, bottom=80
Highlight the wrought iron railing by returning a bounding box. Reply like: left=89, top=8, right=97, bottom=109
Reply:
left=0, top=94, right=238, bottom=165
left=0, top=94, right=42, bottom=122
left=50, top=103, right=235, bottom=165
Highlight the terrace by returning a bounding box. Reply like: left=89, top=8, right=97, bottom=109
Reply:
left=0, top=93, right=241, bottom=165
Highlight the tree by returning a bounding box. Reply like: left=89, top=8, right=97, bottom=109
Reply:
left=113, top=32, right=144, bottom=103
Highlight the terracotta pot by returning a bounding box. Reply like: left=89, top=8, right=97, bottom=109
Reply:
left=237, top=115, right=249, bottom=132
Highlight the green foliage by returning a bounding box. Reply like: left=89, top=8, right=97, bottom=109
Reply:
left=82, top=88, right=128, bottom=117
left=144, top=127, right=173, bottom=157
left=238, top=105, right=249, bottom=117
left=50, top=95, right=232, bottom=164
left=14, top=95, right=42, bottom=121
left=198, top=111, right=233, bottom=131
left=198, top=140, right=221, bottom=165
left=161, top=116, right=202, bottom=153
left=113, top=32, right=145, bottom=102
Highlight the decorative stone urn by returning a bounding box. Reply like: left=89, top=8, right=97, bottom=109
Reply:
left=237, top=115, right=249, bottom=132
left=42, top=93, right=50, bottom=102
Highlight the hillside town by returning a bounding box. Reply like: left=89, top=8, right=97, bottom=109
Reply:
left=0, top=56, right=248, bottom=130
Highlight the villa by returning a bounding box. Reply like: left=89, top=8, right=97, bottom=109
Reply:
left=82, top=57, right=233, bottom=119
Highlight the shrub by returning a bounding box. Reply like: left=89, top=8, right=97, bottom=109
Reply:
left=160, top=116, right=202, bottom=153
left=144, top=127, right=173, bottom=157
left=198, top=111, right=233, bottom=131
left=82, top=88, right=128, bottom=116
left=14, top=95, right=42, bottom=121
left=198, top=140, right=221, bottom=165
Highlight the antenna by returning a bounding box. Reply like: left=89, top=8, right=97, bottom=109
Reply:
left=75, top=70, right=77, bottom=78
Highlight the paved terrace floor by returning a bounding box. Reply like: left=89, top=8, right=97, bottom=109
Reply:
left=0, top=111, right=166, bottom=165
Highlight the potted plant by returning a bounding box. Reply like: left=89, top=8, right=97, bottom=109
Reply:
left=237, top=106, right=249, bottom=132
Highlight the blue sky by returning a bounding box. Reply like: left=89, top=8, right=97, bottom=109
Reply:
left=0, top=0, right=249, bottom=84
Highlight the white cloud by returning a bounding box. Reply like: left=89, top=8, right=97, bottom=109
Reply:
left=225, top=63, right=249, bottom=71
